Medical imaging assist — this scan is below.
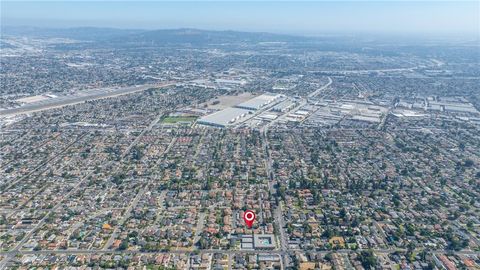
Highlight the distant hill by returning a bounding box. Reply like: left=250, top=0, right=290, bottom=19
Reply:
left=1, top=26, right=310, bottom=45
left=112, top=28, right=311, bottom=45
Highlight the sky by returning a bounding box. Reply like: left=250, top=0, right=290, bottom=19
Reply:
left=1, top=1, right=479, bottom=37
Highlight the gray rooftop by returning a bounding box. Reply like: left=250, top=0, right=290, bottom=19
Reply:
left=254, top=234, right=276, bottom=249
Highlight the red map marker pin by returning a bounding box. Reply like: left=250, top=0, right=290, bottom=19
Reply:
left=243, top=210, right=256, bottom=228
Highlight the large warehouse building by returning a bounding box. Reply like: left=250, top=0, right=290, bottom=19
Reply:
left=197, top=107, right=253, bottom=127
left=234, top=93, right=282, bottom=110
left=197, top=93, right=282, bottom=127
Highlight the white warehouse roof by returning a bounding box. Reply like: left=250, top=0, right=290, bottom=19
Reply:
left=197, top=107, right=253, bottom=127
left=235, top=93, right=282, bottom=110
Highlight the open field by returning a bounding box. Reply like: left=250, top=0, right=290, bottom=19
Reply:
left=15, top=95, right=51, bottom=104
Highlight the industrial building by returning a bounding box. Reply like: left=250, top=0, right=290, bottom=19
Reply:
left=197, top=93, right=283, bottom=128
left=197, top=107, right=252, bottom=127
left=235, top=93, right=282, bottom=110
left=271, top=100, right=295, bottom=112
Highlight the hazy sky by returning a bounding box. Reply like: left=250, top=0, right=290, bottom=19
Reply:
left=1, top=1, right=479, bottom=37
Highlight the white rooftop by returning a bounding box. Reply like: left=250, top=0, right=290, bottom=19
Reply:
left=235, top=93, right=282, bottom=110
left=197, top=107, right=252, bottom=127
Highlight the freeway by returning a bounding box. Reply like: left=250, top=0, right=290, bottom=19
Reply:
left=307, top=76, right=332, bottom=98
left=0, top=82, right=175, bottom=117
left=306, top=66, right=420, bottom=75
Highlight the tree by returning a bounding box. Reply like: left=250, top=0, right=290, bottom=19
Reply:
left=464, top=159, right=474, bottom=167
left=359, top=250, right=377, bottom=269
left=324, top=252, right=333, bottom=262
left=119, top=239, right=129, bottom=250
